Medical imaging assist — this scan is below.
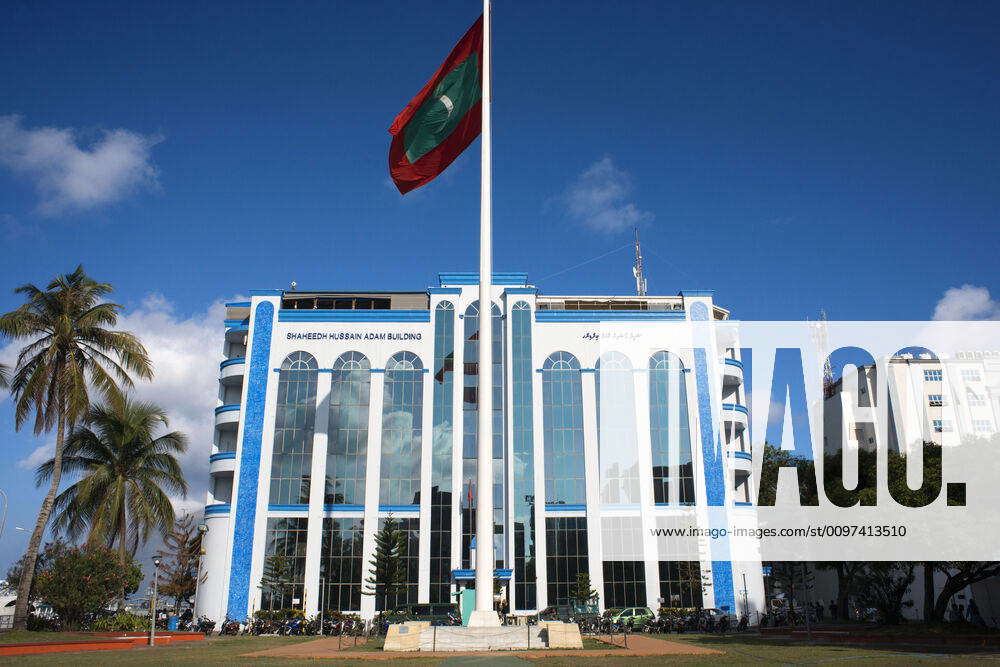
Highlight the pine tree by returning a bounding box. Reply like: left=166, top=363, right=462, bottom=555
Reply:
left=259, top=553, right=295, bottom=610
left=570, top=572, right=599, bottom=608
left=362, top=515, right=407, bottom=611
left=155, top=514, right=202, bottom=614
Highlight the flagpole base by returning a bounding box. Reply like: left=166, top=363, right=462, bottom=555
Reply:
left=467, top=610, right=502, bottom=627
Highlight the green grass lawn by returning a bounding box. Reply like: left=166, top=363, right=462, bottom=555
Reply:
left=0, top=632, right=997, bottom=665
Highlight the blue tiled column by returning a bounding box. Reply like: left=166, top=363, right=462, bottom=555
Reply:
left=227, top=301, right=274, bottom=620
left=690, top=301, right=736, bottom=613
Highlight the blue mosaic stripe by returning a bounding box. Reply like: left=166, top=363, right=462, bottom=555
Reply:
left=226, top=300, right=274, bottom=621
left=711, top=560, right=736, bottom=612
left=690, top=301, right=735, bottom=613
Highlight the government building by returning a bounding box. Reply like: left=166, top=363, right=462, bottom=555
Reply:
left=194, top=273, right=765, bottom=622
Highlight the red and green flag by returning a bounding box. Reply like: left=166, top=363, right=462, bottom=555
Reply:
left=389, top=16, right=483, bottom=194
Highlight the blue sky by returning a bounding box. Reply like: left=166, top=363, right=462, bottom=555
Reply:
left=1, top=1, right=998, bottom=572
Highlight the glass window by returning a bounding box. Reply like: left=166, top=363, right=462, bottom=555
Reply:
left=380, top=352, right=424, bottom=505
left=376, top=517, right=420, bottom=611
left=961, top=369, right=982, bottom=382
left=973, top=419, right=992, bottom=433
left=542, top=352, right=585, bottom=505
left=461, top=301, right=505, bottom=569
left=511, top=301, right=537, bottom=610
left=261, top=518, right=308, bottom=610
left=649, top=351, right=694, bottom=504
left=320, top=518, right=364, bottom=612
left=596, top=352, right=639, bottom=504
left=545, top=517, right=589, bottom=606
left=430, top=302, right=455, bottom=603
left=603, top=560, right=646, bottom=609
left=924, top=369, right=942, bottom=382
left=326, top=352, right=370, bottom=505
left=658, top=561, right=702, bottom=608
left=269, top=352, right=318, bottom=505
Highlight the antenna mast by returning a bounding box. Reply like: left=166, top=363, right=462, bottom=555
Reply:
left=632, top=227, right=647, bottom=296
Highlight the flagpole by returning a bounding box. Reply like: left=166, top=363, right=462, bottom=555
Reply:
left=472, top=0, right=498, bottom=625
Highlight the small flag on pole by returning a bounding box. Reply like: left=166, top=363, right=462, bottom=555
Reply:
left=388, top=16, right=483, bottom=194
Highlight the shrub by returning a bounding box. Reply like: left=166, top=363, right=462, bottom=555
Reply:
left=92, top=612, right=149, bottom=632
left=254, top=608, right=305, bottom=621
left=33, top=545, right=143, bottom=630
left=657, top=606, right=698, bottom=618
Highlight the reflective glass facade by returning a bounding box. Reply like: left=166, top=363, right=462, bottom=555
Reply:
left=320, top=518, right=364, bottom=612
left=603, top=560, right=646, bottom=608
left=658, top=561, right=703, bottom=608
left=461, top=302, right=505, bottom=568
left=326, top=351, right=370, bottom=505
left=511, top=302, right=537, bottom=610
left=649, top=351, right=695, bottom=504
left=380, top=352, right=423, bottom=505
left=261, top=517, right=308, bottom=609
left=596, top=351, right=640, bottom=504
left=430, top=302, right=455, bottom=602
left=542, top=352, right=585, bottom=505
left=269, top=352, right=317, bottom=504
left=545, top=517, right=589, bottom=606
left=200, top=283, right=760, bottom=625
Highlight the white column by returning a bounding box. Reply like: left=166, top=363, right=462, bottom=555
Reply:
left=303, top=371, right=332, bottom=616
left=360, top=370, right=385, bottom=619
left=581, top=370, right=604, bottom=611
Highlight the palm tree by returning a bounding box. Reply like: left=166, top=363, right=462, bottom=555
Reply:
left=37, top=397, right=188, bottom=608
left=0, top=266, right=151, bottom=630
left=0, top=363, right=9, bottom=388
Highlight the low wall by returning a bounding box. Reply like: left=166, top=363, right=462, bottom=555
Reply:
left=0, top=631, right=205, bottom=657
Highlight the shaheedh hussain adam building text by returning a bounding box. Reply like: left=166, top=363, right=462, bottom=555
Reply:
left=194, top=272, right=765, bottom=622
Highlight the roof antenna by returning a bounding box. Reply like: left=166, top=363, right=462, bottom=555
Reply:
left=632, top=227, right=647, bottom=296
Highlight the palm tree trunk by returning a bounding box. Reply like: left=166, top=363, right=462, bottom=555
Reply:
left=923, top=562, right=936, bottom=621
left=118, top=498, right=128, bottom=610
left=13, top=412, right=66, bottom=631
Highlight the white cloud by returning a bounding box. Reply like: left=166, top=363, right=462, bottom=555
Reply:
left=563, top=156, right=653, bottom=233
left=115, top=294, right=232, bottom=515
left=16, top=442, right=54, bottom=470
left=2, top=293, right=233, bottom=515
left=932, top=285, right=1000, bottom=321
left=0, top=115, right=161, bottom=215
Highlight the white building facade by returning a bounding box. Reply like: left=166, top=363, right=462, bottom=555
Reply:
left=194, top=273, right=765, bottom=622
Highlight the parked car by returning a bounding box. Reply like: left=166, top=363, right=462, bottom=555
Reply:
left=381, top=603, right=460, bottom=626
left=603, top=607, right=655, bottom=630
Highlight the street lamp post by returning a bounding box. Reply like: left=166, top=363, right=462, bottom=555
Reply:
left=149, top=556, right=161, bottom=646
left=195, top=523, right=209, bottom=618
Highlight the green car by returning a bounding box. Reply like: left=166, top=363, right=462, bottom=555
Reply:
left=603, top=606, right=655, bottom=629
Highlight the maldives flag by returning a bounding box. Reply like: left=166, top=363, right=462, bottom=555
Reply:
left=388, top=16, right=483, bottom=194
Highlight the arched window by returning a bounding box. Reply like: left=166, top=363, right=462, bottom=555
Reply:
left=326, top=352, right=371, bottom=506
left=380, top=351, right=424, bottom=505
left=596, top=351, right=639, bottom=504
left=649, top=351, right=694, bottom=504
left=461, top=301, right=505, bottom=569
left=270, top=352, right=318, bottom=505
left=542, top=351, right=585, bottom=505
